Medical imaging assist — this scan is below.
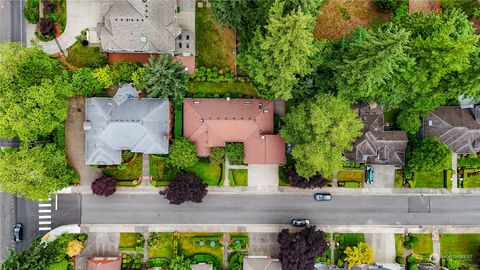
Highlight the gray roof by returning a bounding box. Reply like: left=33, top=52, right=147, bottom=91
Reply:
left=98, top=0, right=183, bottom=53
left=424, top=106, right=480, bottom=154
left=346, top=104, right=408, bottom=166
left=84, top=84, right=169, bottom=165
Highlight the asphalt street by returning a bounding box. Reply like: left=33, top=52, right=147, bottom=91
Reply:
left=82, top=194, right=480, bottom=226
left=0, top=0, right=26, bottom=43
left=0, top=193, right=15, bottom=260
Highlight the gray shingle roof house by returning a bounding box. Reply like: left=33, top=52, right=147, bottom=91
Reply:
left=346, top=103, right=408, bottom=166
left=423, top=106, right=480, bottom=154
left=98, top=0, right=195, bottom=54
left=84, top=83, right=169, bottom=165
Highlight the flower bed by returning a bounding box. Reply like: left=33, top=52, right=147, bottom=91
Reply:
left=35, top=0, right=67, bottom=42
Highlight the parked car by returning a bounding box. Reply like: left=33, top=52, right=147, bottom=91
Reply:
left=291, top=219, right=310, bottom=227
left=365, top=165, right=374, bottom=184
left=13, top=223, right=23, bottom=242
left=314, top=193, right=332, bottom=201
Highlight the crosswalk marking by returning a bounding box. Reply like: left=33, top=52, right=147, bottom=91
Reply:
left=39, top=209, right=51, bottom=213
left=39, top=221, right=51, bottom=225
left=38, top=198, right=55, bottom=232
left=39, top=227, right=51, bottom=231
left=39, top=215, right=51, bottom=219
left=39, top=203, right=51, bottom=207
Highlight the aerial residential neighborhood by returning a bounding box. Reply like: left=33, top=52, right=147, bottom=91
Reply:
left=0, top=0, right=480, bottom=269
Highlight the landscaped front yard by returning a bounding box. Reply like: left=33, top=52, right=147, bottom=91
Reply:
left=178, top=233, right=224, bottom=268
left=66, top=42, right=107, bottom=68
left=119, top=232, right=144, bottom=252
left=150, top=155, right=179, bottom=186
left=337, top=169, right=364, bottom=188
left=440, top=234, right=480, bottom=267
left=333, top=233, right=365, bottom=265
left=314, top=0, right=391, bottom=40
left=148, top=232, right=174, bottom=258
left=410, top=234, right=433, bottom=256
left=195, top=2, right=235, bottom=69
left=394, top=234, right=404, bottom=260
left=413, top=170, right=446, bottom=188
left=186, top=160, right=223, bottom=186
left=463, top=172, right=480, bottom=188
left=229, top=169, right=248, bottom=186
left=103, top=154, right=143, bottom=181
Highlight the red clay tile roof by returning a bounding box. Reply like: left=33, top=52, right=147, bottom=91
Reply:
left=87, top=257, right=122, bottom=270
left=183, top=98, right=285, bottom=164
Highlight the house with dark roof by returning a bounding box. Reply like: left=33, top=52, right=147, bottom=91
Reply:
left=183, top=98, right=286, bottom=165
left=98, top=0, right=195, bottom=55
left=84, top=83, right=169, bottom=165
left=346, top=104, right=408, bottom=166
left=423, top=106, right=480, bottom=154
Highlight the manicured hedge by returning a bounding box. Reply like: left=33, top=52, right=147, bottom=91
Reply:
left=174, top=100, right=183, bottom=138
left=458, top=156, right=480, bottom=169
left=226, top=143, right=244, bottom=165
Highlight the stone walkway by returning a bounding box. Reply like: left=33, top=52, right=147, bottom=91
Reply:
left=451, top=153, right=458, bottom=188
left=223, top=233, right=230, bottom=269
left=432, top=230, right=441, bottom=266
left=65, top=96, right=102, bottom=185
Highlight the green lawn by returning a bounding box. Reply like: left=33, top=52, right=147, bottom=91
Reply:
left=413, top=170, right=445, bottom=188
left=337, top=169, right=365, bottom=181
left=150, top=155, right=179, bottom=186
left=178, top=233, right=223, bottom=267
left=464, top=173, right=480, bottom=188
left=186, top=160, right=222, bottom=186
left=66, top=42, right=107, bottom=68
left=148, top=232, right=174, bottom=258
left=187, top=82, right=257, bottom=97
left=104, top=154, right=142, bottom=181
left=119, top=232, right=143, bottom=249
left=394, top=234, right=404, bottom=259
left=195, top=4, right=235, bottom=68
left=229, top=169, right=248, bottom=186
left=440, top=234, right=480, bottom=265
left=411, top=234, right=433, bottom=256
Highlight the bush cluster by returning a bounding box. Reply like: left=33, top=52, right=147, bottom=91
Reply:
left=188, top=66, right=235, bottom=83
left=122, top=254, right=144, bottom=270
left=458, top=154, right=480, bottom=168
left=160, top=172, right=208, bottom=205
left=226, top=143, right=244, bottom=165
left=91, top=176, right=117, bottom=197
left=289, top=167, right=330, bottom=189
left=24, top=0, right=40, bottom=23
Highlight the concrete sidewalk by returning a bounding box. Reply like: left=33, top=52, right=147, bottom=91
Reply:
left=71, top=185, right=480, bottom=196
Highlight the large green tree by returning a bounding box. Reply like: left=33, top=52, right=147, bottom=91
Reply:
left=407, top=136, right=451, bottom=173
left=280, top=94, right=363, bottom=178
left=168, top=137, right=199, bottom=169
left=0, top=238, right=56, bottom=270
left=142, top=55, right=187, bottom=100
left=0, top=144, right=77, bottom=200
left=335, top=25, right=412, bottom=103
left=241, top=1, right=318, bottom=100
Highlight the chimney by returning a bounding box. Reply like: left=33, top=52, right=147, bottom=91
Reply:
left=472, top=105, right=480, bottom=124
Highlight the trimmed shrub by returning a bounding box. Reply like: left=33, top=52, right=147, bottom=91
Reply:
left=226, top=143, right=243, bottom=165
left=404, top=234, right=419, bottom=249
left=174, top=100, right=183, bottom=138
left=24, top=0, right=40, bottom=23
left=209, top=147, right=225, bottom=165
left=289, top=167, right=329, bottom=189
left=458, top=156, right=480, bottom=168
left=91, top=176, right=117, bottom=196
left=168, top=137, right=198, bottom=169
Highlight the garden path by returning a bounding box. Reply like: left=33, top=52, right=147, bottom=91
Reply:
left=432, top=230, right=440, bottom=266
left=224, top=156, right=248, bottom=187
left=142, top=154, right=150, bottom=179
left=451, top=153, right=458, bottom=189
left=223, top=233, right=230, bottom=269
left=329, top=234, right=335, bottom=266
left=65, top=96, right=102, bottom=186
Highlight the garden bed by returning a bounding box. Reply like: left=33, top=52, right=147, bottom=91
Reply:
left=195, top=3, right=235, bottom=69
left=440, top=234, right=480, bottom=267
left=66, top=42, right=107, bottom=68
left=148, top=232, right=174, bottom=258
left=103, top=154, right=143, bottom=181
left=229, top=169, right=248, bottom=186
left=313, top=0, right=391, bottom=40
left=333, top=233, right=365, bottom=265
left=395, top=170, right=404, bottom=188
left=337, top=169, right=365, bottom=181
left=35, top=0, right=67, bottom=41
left=394, top=234, right=404, bottom=263
left=187, top=82, right=257, bottom=97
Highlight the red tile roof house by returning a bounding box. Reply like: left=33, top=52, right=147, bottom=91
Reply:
left=183, top=98, right=286, bottom=164
left=87, top=256, right=122, bottom=270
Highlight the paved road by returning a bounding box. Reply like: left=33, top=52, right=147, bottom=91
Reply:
left=0, top=193, right=15, bottom=260
left=82, top=194, right=480, bottom=226
left=0, top=0, right=26, bottom=43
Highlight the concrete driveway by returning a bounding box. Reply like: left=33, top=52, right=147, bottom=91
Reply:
left=365, top=233, right=396, bottom=263
left=247, top=165, right=279, bottom=187
left=368, top=165, right=395, bottom=188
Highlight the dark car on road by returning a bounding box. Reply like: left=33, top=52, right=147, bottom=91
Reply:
left=365, top=165, right=374, bottom=184
left=314, top=193, right=332, bottom=201
left=13, top=223, right=23, bottom=242
left=291, top=219, right=310, bottom=227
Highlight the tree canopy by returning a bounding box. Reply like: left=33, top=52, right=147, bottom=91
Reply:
left=142, top=55, right=188, bottom=100
left=0, top=144, right=77, bottom=200
left=91, top=176, right=117, bottom=197
left=344, top=242, right=375, bottom=270
left=277, top=226, right=329, bottom=270
left=280, top=94, right=363, bottom=178
left=241, top=1, right=318, bottom=100
left=159, top=172, right=208, bottom=205
left=168, top=137, right=199, bottom=169
left=407, top=136, right=451, bottom=173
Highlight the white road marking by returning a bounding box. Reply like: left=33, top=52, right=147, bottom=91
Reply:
left=39, top=221, right=51, bottom=225
left=39, top=227, right=51, bottom=231
left=39, top=215, right=51, bottom=219
left=39, top=209, right=51, bottom=213
left=39, top=203, right=51, bottom=207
